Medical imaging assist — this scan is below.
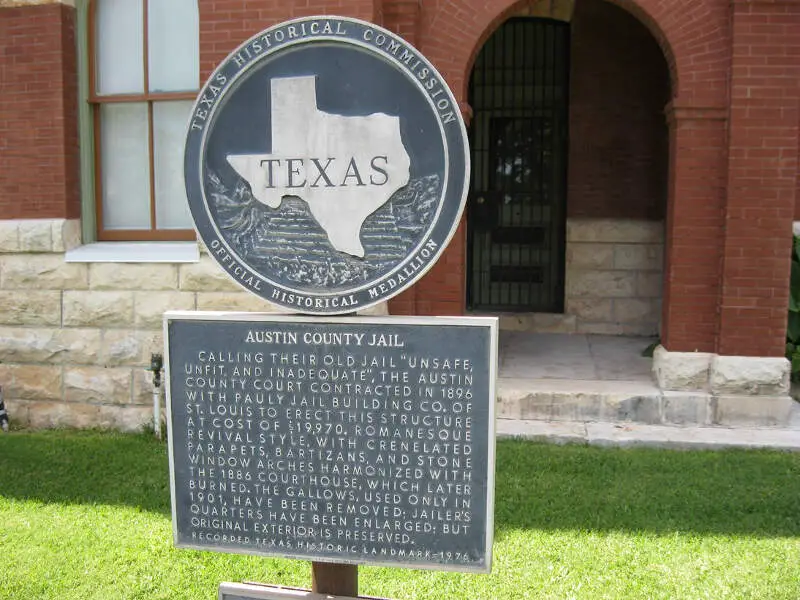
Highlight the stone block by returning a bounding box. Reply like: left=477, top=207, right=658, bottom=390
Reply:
left=179, top=256, right=240, bottom=292
left=18, top=219, right=54, bottom=252
left=97, top=404, right=154, bottom=432
left=9, top=364, right=63, bottom=400
left=0, top=221, right=19, bottom=252
left=498, top=313, right=576, bottom=333
left=64, top=366, right=132, bottom=404
left=25, top=400, right=99, bottom=429
left=613, top=298, right=659, bottom=324
left=566, top=270, right=636, bottom=298
left=576, top=321, right=658, bottom=336
left=566, top=243, right=614, bottom=269
left=494, top=390, right=523, bottom=419
left=662, top=392, right=711, bottom=425
left=636, top=272, right=663, bottom=298
left=613, top=244, right=663, bottom=271
left=133, top=369, right=161, bottom=405
left=0, top=364, right=11, bottom=389
left=497, top=383, right=557, bottom=419
left=566, top=219, right=663, bottom=244
left=565, top=298, right=613, bottom=322
left=63, top=291, right=134, bottom=327
left=710, top=356, right=790, bottom=396
left=714, top=395, right=797, bottom=427
left=196, top=292, right=278, bottom=312
left=575, top=322, right=621, bottom=335
left=789, top=401, right=800, bottom=428
left=602, top=394, right=661, bottom=424
left=531, top=313, right=577, bottom=333
left=2, top=398, right=31, bottom=427
left=652, top=345, right=712, bottom=391
left=101, top=330, right=161, bottom=366
left=1, top=254, right=88, bottom=289
left=52, top=219, right=82, bottom=252
left=134, top=291, right=196, bottom=329
left=0, top=327, right=102, bottom=364
left=550, top=391, right=603, bottom=421
left=357, top=301, right=389, bottom=316
left=90, top=263, right=178, bottom=290
left=519, top=392, right=554, bottom=420
left=0, top=291, right=62, bottom=326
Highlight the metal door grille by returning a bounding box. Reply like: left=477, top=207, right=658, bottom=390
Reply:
left=467, top=18, right=569, bottom=312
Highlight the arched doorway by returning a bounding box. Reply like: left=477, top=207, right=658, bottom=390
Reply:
left=467, top=17, right=570, bottom=313
left=466, top=0, right=670, bottom=336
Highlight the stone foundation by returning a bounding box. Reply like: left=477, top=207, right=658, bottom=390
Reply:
left=0, top=219, right=389, bottom=430
left=653, top=346, right=791, bottom=396
left=565, top=218, right=663, bottom=335
left=652, top=345, right=798, bottom=428
left=499, top=219, right=664, bottom=334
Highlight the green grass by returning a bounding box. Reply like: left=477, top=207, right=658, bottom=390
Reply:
left=1, top=431, right=799, bottom=599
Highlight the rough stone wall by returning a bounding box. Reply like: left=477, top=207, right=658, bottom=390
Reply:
left=0, top=219, right=281, bottom=431
left=497, top=218, right=663, bottom=335
left=565, top=219, right=662, bottom=335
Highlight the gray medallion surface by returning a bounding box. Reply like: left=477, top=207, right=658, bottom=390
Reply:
left=184, top=17, right=469, bottom=313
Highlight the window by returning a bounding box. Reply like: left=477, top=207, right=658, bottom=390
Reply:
left=90, top=0, right=199, bottom=241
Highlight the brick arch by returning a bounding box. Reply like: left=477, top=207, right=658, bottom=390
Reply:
left=418, top=0, right=729, bottom=109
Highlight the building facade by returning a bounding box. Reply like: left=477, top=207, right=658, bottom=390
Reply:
left=0, top=0, right=798, bottom=428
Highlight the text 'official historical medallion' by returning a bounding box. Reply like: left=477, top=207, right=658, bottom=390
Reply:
left=184, top=16, right=470, bottom=314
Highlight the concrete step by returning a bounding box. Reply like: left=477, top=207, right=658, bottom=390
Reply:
left=496, top=419, right=800, bottom=451
left=496, top=377, right=800, bottom=429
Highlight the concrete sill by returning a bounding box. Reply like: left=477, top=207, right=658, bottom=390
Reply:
left=64, top=242, right=200, bottom=263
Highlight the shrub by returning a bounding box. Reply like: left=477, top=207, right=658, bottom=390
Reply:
left=786, top=235, right=800, bottom=381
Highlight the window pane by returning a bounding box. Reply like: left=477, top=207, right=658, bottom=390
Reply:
left=95, top=0, right=144, bottom=95
left=100, top=103, right=151, bottom=230
left=148, top=0, right=199, bottom=93
left=153, top=101, right=193, bottom=229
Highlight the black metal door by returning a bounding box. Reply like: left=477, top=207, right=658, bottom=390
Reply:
left=467, top=18, right=569, bottom=312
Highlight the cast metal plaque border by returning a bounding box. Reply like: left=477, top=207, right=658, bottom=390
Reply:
left=164, top=311, right=497, bottom=573
left=184, top=16, right=471, bottom=315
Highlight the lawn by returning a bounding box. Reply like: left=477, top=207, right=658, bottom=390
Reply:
left=1, top=430, right=799, bottom=600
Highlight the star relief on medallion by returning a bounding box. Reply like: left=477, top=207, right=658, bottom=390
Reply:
left=226, top=76, right=411, bottom=258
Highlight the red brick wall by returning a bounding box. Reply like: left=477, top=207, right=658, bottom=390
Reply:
left=0, top=4, right=79, bottom=220
left=567, top=0, right=670, bottom=221
left=383, top=0, right=420, bottom=46
left=394, top=0, right=674, bottom=317
left=1, top=0, right=792, bottom=358
left=661, top=107, right=728, bottom=353
left=717, top=0, right=800, bottom=357
left=402, top=0, right=733, bottom=320
left=198, top=0, right=383, bottom=79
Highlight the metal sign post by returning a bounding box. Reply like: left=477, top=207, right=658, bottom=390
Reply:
left=177, top=14, right=484, bottom=599
left=311, top=562, right=358, bottom=596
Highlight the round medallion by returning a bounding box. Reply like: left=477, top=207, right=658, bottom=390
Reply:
left=184, top=16, right=469, bottom=314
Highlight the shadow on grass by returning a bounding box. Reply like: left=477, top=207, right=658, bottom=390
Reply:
left=495, top=439, right=800, bottom=538
left=1, top=432, right=799, bottom=537
left=0, top=430, right=171, bottom=515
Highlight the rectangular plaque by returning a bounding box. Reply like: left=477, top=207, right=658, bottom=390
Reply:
left=164, top=312, right=497, bottom=572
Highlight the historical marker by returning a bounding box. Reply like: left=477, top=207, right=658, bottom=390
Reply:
left=184, top=16, right=470, bottom=315
left=165, top=312, right=497, bottom=572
